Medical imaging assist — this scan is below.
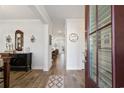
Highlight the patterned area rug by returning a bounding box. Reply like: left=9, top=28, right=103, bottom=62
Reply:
left=46, top=75, right=64, bottom=88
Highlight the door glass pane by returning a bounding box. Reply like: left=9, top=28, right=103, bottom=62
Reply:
left=98, top=25, right=112, bottom=88
left=98, top=5, right=111, bottom=29
left=89, top=33, right=97, bottom=82
left=89, top=6, right=96, bottom=33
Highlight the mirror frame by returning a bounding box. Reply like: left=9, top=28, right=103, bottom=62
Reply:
left=15, top=30, right=24, bottom=51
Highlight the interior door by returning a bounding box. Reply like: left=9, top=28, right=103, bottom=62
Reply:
left=85, top=5, right=98, bottom=88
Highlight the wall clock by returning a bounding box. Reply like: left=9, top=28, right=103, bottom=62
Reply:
left=69, top=33, right=79, bottom=42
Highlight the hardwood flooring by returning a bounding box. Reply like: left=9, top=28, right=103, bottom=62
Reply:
left=10, top=70, right=49, bottom=88
left=0, top=54, right=85, bottom=88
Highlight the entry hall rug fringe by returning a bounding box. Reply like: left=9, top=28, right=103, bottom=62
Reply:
left=45, top=75, right=64, bottom=88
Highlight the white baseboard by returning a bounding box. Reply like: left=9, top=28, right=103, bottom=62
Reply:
left=66, top=66, right=84, bottom=70
left=32, top=67, right=49, bottom=71
left=32, top=66, right=42, bottom=70
left=43, top=68, right=49, bottom=71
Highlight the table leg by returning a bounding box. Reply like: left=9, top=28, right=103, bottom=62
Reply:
left=4, top=61, right=10, bottom=88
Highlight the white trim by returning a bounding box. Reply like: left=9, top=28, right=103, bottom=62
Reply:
left=32, top=66, right=42, bottom=70
left=43, top=68, right=49, bottom=71
left=66, top=67, right=83, bottom=70
left=0, top=19, right=41, bottom=21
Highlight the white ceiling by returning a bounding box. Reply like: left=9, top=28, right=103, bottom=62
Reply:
left=44, top=5, right=84, bottom=23
left=0, top=5, right=40, bottom=19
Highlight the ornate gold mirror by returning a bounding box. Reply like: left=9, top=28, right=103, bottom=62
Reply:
left=15, top=30, right=24, bottom=51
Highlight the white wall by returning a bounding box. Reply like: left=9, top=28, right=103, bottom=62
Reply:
left=35, top=6, right=53, bottom=71
left=0, top=19, right=48, bottom=70
left=66, top=19, right=85, bottom=70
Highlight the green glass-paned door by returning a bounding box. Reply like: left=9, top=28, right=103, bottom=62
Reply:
left=89, top=33, right=97, bottom=83
left=89, top=5, right=112, bottom=87
left=89, top=5, right=97, bottom=83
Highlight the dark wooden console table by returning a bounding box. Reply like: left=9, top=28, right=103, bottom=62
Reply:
left=10, top=53, right=32, bottom=71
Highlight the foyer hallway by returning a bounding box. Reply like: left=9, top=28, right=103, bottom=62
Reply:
left=49, top=54, right=85, bottom=88
left=0, top=54, right=85, bottom=88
